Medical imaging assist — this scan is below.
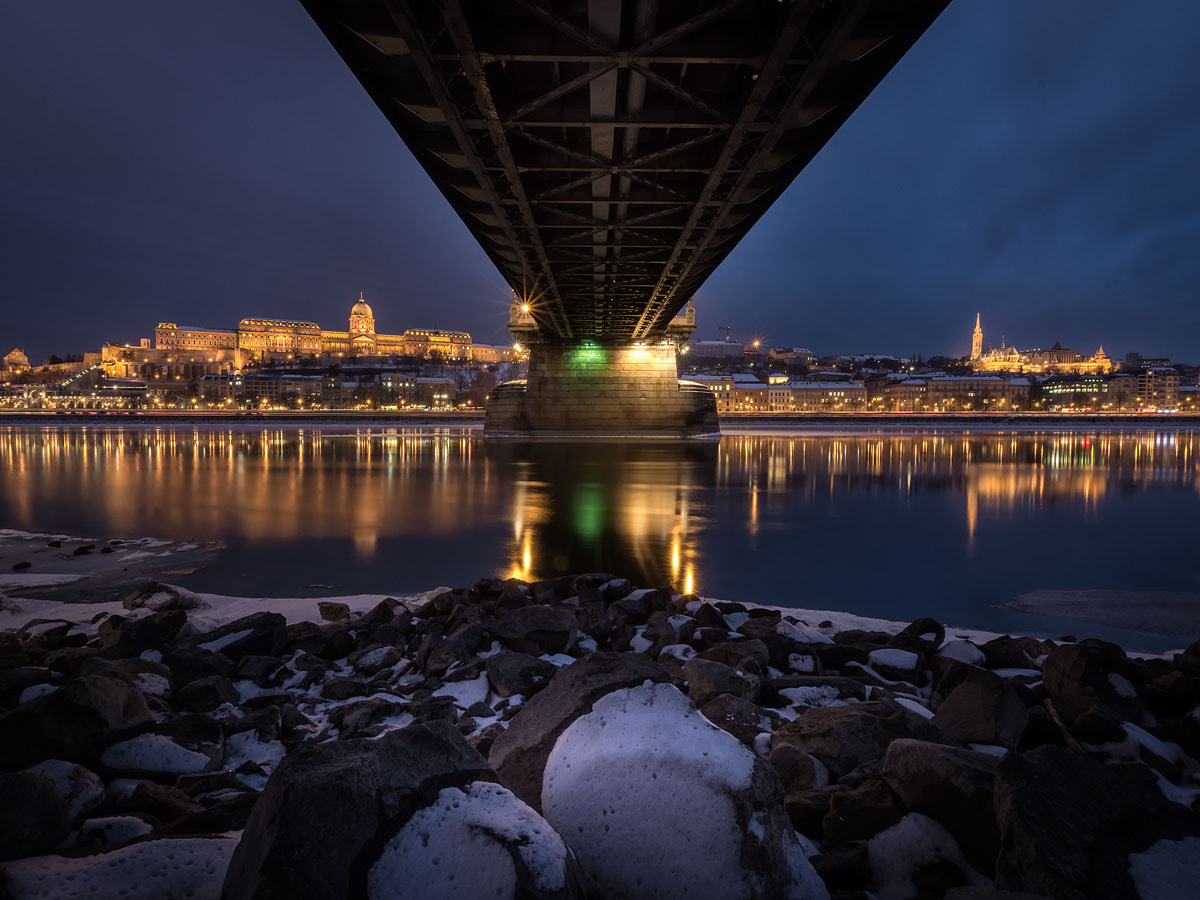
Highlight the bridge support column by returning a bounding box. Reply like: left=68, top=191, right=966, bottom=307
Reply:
left=484, top=342, right=719, bottom=438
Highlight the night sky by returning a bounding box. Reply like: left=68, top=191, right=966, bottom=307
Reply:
left=3, top=0, right=1199, bottom=364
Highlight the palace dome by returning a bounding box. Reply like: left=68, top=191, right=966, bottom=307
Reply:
left=350, top=293, right=373, bottom=318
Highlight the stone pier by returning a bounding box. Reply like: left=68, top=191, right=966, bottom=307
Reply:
left=484, top=342, right=718, bottom=438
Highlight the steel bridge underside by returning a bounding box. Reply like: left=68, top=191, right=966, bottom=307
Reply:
left=302, top=0, right=949, bottom=342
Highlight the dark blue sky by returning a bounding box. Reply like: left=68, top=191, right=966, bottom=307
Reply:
left=3, top=0, right=1199, bottom=363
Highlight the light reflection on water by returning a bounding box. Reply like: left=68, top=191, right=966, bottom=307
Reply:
left=1, top=427, right=1198, bottom=646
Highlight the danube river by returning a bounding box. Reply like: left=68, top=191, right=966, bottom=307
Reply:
left=2, top=426, right=1198, bottom=649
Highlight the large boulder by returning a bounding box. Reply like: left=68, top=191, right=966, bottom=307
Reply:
left=771, top=700, right=949, bottom=781
left=485, top=651, right=558, bottom=698
left=933, top=670, right=1028, bottom=749
left=489, top=651, right=669, bottom=810
left=1040, top=640, right=1147, bottom=726
left=1, top=836, right=237, bottom=899
left=541, top=682, right=829, bottom=900
left=25, top=759, right=105, bottom=820
left=0, top=674, right=153, bottom=768
left=993, top=745, right=1200, bottom=899
left=684, top=657, right=760, bottom=707
left=0, top=771, right=70, bottom=861
left=881, top=739, right=1000, bottom=872
left=179, top=613, right=288, bottom=663
left=492, top=605, right=578, bottom=654
left=223, top=721, right=581, bottom=900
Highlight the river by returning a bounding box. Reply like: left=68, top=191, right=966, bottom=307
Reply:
left=1, top=425, right=1198, bottom=650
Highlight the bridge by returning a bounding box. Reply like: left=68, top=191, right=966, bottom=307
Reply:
left=301, top=0, right=950, bottom=435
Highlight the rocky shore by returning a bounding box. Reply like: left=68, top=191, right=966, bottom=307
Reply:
left=1, top=575, right=1198, bottom=899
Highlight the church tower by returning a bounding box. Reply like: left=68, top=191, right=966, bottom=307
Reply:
left=971, top=313, right=983, bottom=359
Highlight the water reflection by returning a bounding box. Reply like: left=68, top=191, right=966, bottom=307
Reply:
left=486, top=441, right=714, bottom=590
left=1, top=428, right=1198, bottom=609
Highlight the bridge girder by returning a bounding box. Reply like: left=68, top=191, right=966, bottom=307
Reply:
left=301, top=0, right=949, bottom=341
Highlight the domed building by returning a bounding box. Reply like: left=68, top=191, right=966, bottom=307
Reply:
left=153, top=293, right=474, bottom=362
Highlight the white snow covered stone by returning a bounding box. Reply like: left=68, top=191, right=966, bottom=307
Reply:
left=367, top=781, right=577, bottom=900
left=25, top=759, right=105, bottom=820
left=100, top=733, right=211, bottom=776
left=0, top=836, right=236, bottom=900
left=541, top=681, right=829, bottom=900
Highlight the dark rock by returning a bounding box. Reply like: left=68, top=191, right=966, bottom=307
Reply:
left=761, top=675, right=868, bottom=708
left=981, top=636, right=1036, bottom=670
left=889, top=617, right=945, bottom=655
left=238, top=655, right=285, bottom=688
left=348, top=644, right=404, bottom=675
left=156, top=714, right=225, bottom=766
left=423, top=620, right=486, bottom=675
left=0, top=771, right=70, bottom=861
left=697, top=638, right=770, bottom=672
left=223, top=721, right=580, bottom=900
left=121, top=781, right=201, bottom=822
left=122, top=582, right=201, bottom=612
left=485, top=651, right=557, bottom=698
left=321, top=676, right=368, bottom=701
left=944, top=890, right=1054, bottom=900
left=176, top=674, right=239, bottom=713
left=683, top=657, right=760, bottom=707
left=180, top=612, right=288, bottom=662
left=161, top=646, right=236, bottom=686
left=1041, top=639, right=1147, bottom=725
left=489, top=651, right=669, bottom=811
left=771, top=699, right=949, bottom=781
left=493, top=604, right=578, bottom=654
left=0, top=632, right=31, bottom=669
left=97, top=610, right=187, bottom=658
left=785, top=787, right=844, bottom=837
left=0, top=665, right=54, bottom=709
left=317, top=601, right=350, bottom=622
left=994, top=744, right=1200, bottom=899
left=0, top=674, right=153, bottom=768
left=882, top=739, right=1000, bottom=872
left=699, top=693, right=782, bottom=750
left=157, top=791, right=260, bottom=834
left=769, top=743, right=830, bottom=793
left=1069, top=704, right=1127, bottom=745
left=811, top=840, right=871, bottom=892
left=934, top=670, right=1029, bottom=749
left=822, top=778, right=904, bottom=847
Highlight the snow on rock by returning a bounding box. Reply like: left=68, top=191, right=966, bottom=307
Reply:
left=367, top=781, right=574, bottom=900
left=1128, top=836, right=1200, bottom=900
left=100, top=734, right=211, bottom=776
left=867, top=813, right=990, bottom=900
left=777, top=620, right=834, bottom=646
left=197, top=628, right=254, bottom=654
left=18, top=683, right=57, bottom=704
left=433, top=674, right=490, bottom=710
left=540, top=681, right=829, bottom=900
left=0, top=836, right=237, bottom=900
left=26, top=760, right=104, bottom=820
left=79, top=815, right=154, bottom=848
left=894, top=697, right=934, bottom=720
left=936, top=640, right=986, bottom=666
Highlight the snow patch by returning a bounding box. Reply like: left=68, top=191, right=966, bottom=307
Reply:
left=0, top=836, right=236, bottom=900
left=936, top=640, right=985, bottom=666
left=1128, top=836, right=1200, bottom=900
left=367, top=781, right=569, bottom=899
left=100, top=734, right=210, bottom=775
left=867, top=813, right=990, bottom=900
left=198, top=628, right=254, bottom=654
left=433, top=674, right=490, bottom=710
left=868, top=649, right=919, bottom=671
left=19, top=683, right=57, bottom=704
left=1108, top=671, right=1138, bottom=698
left=894, top=697, right=934, bottom=720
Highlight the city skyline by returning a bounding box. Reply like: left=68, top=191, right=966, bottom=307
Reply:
left=3, top=0, right=1200, bottom=363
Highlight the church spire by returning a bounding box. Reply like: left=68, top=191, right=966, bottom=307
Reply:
left=971, top=312, right=984, bottom=360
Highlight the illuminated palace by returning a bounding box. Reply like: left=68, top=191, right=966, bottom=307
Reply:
left=969, top=314, right=1113, bottom=374
left=154, top=294, right=474, bottom=362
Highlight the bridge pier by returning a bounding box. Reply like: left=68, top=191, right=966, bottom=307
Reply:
left=484, top=342, right=719, bottom=438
